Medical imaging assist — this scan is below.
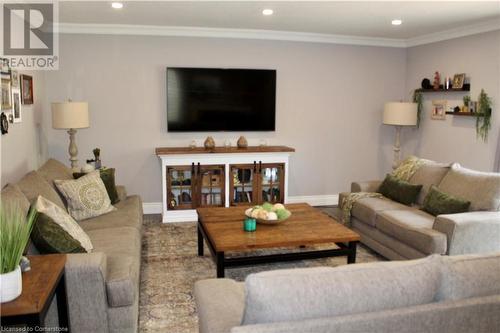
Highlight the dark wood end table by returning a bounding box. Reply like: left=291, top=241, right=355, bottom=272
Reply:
left=197, top=203, right=360, bottom=278
left=1, top=254, right=70, bottom=331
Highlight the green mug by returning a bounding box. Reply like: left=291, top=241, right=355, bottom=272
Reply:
left=243, top=217, right=257, bottom=232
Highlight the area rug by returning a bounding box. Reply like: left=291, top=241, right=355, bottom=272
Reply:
left=138, top=210, right=385, bottom=332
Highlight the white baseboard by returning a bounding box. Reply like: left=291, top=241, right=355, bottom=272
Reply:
left=142, top=194, right=339, bottom=219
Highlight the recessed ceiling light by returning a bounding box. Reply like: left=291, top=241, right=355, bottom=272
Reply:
left=391, top=19, right=402, bottom=26
left=111, top=2, right=123, bottom=9
left=262, top=9, right=273, bottom=16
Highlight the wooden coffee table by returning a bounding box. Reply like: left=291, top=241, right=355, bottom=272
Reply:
left=197, top=203, right=360, bottom=278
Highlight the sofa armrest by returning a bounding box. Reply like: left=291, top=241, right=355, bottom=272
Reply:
left=433, top=212, right=500, bottom=255
left=116, top=185, right=127, bottom=202
left=351, top=180, right=382, bottom=193
left=65, top=252, right=109, bottom=333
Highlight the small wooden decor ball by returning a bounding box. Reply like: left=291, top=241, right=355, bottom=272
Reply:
left=237, top=136, right=248, bottom=148
left=204, top=136, right=215, bottom=149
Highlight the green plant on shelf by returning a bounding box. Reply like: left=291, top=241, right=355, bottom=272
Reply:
left=463, top=95, right=471, bottom=106
left=476, top=89, right=492, bottom=142
left=412, top=90, right=423, bottom=128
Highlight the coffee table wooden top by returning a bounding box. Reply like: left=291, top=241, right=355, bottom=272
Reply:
left=197, top=203, right=360, bottom=252
left=0, top=254, right=66, bottom=317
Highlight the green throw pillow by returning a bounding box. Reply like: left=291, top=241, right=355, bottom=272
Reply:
left=74, top=168, right=119, bottom=204
left=378, top=174, right=423, bottom=205
left=422, top=185, right=471, bottom=216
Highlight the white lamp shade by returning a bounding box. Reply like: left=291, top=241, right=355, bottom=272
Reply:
left=51, top=102, right=89, bottom=129
left=383, top=102, right=418, bottom=126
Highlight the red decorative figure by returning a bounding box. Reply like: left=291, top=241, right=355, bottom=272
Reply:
left=433, top=71, right=440, bottom=90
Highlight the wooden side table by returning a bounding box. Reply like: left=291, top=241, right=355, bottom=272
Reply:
left=1, top=254, right=70, bottom=331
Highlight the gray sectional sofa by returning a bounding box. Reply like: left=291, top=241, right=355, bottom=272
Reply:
left=339, top=161, right=500, bottom=260
left=195, top=252, right=500, bottom=333
left=1, top=159, right=143, bottom=333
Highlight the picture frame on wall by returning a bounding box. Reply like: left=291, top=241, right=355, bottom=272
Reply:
left=0, top=58, right=10, bottom=75
left=431, top=100, right=447, bottom=120
left=11, top=70, right=19, bottom=88
left=12, top=88, right=21, bottom=123
left=1, top=77, right=12, bottom=110
left=452, top=73, right=465, bottom=89
left=20, top=74, right=34, bottom=105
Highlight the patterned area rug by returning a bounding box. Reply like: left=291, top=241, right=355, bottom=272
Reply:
left=139, top=209, right=385, bottom=332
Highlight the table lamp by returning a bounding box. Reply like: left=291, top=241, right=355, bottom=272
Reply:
left=51, top=101, right=89, bottom=171
left=383, top=102, right=417, bottom=169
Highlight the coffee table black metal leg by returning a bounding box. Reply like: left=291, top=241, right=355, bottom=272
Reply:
left=56, top=274, right=70, bottom=332
left=347, top=241, right=358, bottom=264
left=216, top=252, right=225, bottom=278
left=197, top=223, right=204, bottom=256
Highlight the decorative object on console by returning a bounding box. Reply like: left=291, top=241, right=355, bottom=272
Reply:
left=431, top=100, right=446, bottom=120
left=204, top=136, right=215, bottom=149
left=11, top=89, right=21, bottom=123
left=224, top=139, right=231, bottom=148
left=452, top=73, right=466, bottom=89
left=51, top=101, right=90, bottom=171
left=0, top=204, right=36, bottom=302
left=476, top=89, right=492, bottom=142
left=1, top=112, right=8, bottom=135
left=383, top=102, right=418, bottom=169
left=433, top=71, right=440, bottom=90
left=20, top=75, right=33, bottom=105
left=237, top=136, right=248, bottom=148
left=421, top=78, right=431, bottom=90
left=189, top=140, right=197, bottom=149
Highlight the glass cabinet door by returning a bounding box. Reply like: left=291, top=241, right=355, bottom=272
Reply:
left=167, top=166, right=194, bottom=210
left=259, top=164, right=284, bottom=204
left=198, top=165, right=225, bottom=207
left=230, top=164, right=257, bottom=206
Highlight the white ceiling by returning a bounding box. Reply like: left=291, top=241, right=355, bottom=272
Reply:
left=59, top=1, right=500, bottom=40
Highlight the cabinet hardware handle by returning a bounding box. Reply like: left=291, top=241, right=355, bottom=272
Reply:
left=253, top=161, right=256, bottom=172
left=259, top=161, right=262, bottom=172
left=191, top=163, right=195, bottom=174
left=197, top=162, right=201, bottom=174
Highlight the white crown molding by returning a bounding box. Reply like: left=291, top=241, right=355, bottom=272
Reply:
left=58, top=23, right=407, bottom=48
left=406, top=18, right=500, bottom=47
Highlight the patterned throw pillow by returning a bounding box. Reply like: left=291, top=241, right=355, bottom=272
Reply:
left=73, top=168, right=119, bottom=204
left=55, top=170, right=116, bottom=221
left=422, top=185, right=471, bottom=216
left=31, top=196, right=93, bottom=253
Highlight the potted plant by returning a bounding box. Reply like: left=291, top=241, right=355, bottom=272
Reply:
left=0, top=205, right=36, bottom=302
left=412, top=90, right=423, bottom=128
left=462, top=95, right=471, bottom=113
left=476, top=89, right=492, bottom=142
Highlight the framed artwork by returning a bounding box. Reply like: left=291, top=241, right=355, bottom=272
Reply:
left=12, top=88, right=21, bottom=123
left=0, top=58, right=9, bottom=75
left=431, top=100, right=447, bottom=120
left=20, top=74, right=33, bottom=105
left=1, top=77, right=12, bottom=110
left=11, top=70, right=19, bottom=88
left=452, top=73, right=465, bottom=89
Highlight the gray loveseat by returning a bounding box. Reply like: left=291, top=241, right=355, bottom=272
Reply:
left=339, top=160, right=500, bottom=260
left=1, top=159, right=143, bottom=333
left=195, top=252, right=500, bottom=333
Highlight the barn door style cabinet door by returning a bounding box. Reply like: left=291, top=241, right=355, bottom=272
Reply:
left=157, top=146, right=295, bottom=222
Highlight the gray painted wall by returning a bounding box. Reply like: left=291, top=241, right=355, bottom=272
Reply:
left=1, top=71, right=48, bottom=187
left=404, top=30, right=500, bottom=171
left=42, top=34, right=406, bottom=202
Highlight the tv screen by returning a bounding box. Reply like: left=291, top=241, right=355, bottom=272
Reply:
left=167, top=67, right=276, bottom=132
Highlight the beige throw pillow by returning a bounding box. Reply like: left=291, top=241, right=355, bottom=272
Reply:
left=55, top=170, right=116, bottom=221
left=32, top=196, right=93, bottom=252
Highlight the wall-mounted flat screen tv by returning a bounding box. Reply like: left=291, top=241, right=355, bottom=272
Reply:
left=167, top=67, right=276, bottom=132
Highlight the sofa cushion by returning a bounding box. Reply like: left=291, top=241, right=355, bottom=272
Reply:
left=409, top=160, right=450, bottom=205
left=37, top=158, right=74, bottom=187
left=31, top=196, right=93, bottom=253
left=74, top=168, right=119, bottom=205
left=351, top=197, right=411, bottom=227
left=17, top=171, right=66, bottom=209
left=376, top=209, right=446, bottom=255
left=78, top=195, right=143, bottom=232
left=422, top=185, right=471, bottom=216
left=242, top=255, right=442, bottom=325
left=378, top=174, right=422, bottom=205
left=55, top=171, right=116, bottom=221
left=438, top=252, right=500, bottom=301
left=1, top=184, right=30, bottom=217
left=195, top=279, right=245, bottom=333
left=438, top=163, right=500, bottom=211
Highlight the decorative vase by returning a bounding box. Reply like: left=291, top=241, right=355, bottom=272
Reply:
left=0, top=265, right=22, bottom=303
left=237, top=136, right=248, bottom=148
left=204, top=136, right=215, bottom=149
